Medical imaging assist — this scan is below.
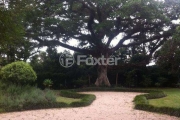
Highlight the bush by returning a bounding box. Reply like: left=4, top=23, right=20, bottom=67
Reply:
left=73, top=77, right=88, bottom=88
left=0, top=85, right=57, bottom=112
left=43, top=79, right=53, bottom=88
left=0, top=85, right=97, bottom=112
left=0, top=61, right=37, bottom=86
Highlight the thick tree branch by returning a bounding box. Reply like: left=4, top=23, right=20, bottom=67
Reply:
left=34, top=37, right=93, bottom=54
left=110, top=22, right=176, bottom=53
left=107, top=17, right=160, bottom=48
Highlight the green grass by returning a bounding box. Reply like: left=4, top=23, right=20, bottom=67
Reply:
left=1, top=86, right=180, bottom=117
left=56, top=96, right=81, bottom=104
left=149, top=88, right=180, bottom=108
left=133, top=88, right=180, bottom=117
left=0, top=86, right=96, bottom=113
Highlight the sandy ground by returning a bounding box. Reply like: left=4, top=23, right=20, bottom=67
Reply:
left=0, top=92, right=179, bottom=120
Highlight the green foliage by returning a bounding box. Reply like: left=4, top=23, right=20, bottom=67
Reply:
left=0, top=85, right=57, bottom=112
left=0, top=61, right=37, bottom=86
left=60, top=90, right=96, bottom=107
left=149, top=89, right=180, bottom=108
left=176, top=83, right=180, bottom=88
left=0, top=8, right=24, bottom=45
left=26, top=0, right=176, bottom=58
left=125, top=70, right=136, bottom=87
left=1, top=85, right=180, bottom=117
left=134, top=89, right=180, bottom=117
left=26, top=0, right=178, bottom=87
left=140, top=76, right=152, bottom=87
left=56, top=96, right=81, bottom=104
left=43, top=79, right=53, bottom=88
left=72, top=87, right=158, bottom=93
left=157, top=77, right=168, bottom=87
left=60, top=90, right=84, bottom=98
left=144, top=91, right=166, bottom=99
left=155, top=28, right=180, bottom=80
left=0, top=1, right=34, bottom=65
left=134, top=95, right=149, bottom=105
left=30, top=48, right=96, bottom=89
left=155, top=82, right=161, bottom=87
left=130, top=54, right=149, bottom=64
left=0, top=85, right=97, bottom=112
left=73, top=77, right=88, bottom=88
left=0, top=81, right=6, bottom=89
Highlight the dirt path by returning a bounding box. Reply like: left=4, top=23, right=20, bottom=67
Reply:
left=0, top=92, right=179, bottom=120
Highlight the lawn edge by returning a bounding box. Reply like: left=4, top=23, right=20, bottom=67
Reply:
left=68, top=87, right=180, bottom=117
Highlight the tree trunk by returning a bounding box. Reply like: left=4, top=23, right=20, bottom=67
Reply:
left=95, top=65, right=111, bottom=86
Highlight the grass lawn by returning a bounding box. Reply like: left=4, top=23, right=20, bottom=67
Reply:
left=148, top=88, right=180, bottom=108
left=56, top=96, right=81, bottom=104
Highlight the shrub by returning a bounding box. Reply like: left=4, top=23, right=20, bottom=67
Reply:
left=43, top=79, right=53, bottom=88
left=0, top=85, right=97, bottom=112
left=0, top=81, right=6, bottom=89
left=73, top=77, right=88, bottom=88
left=0, top=61, right=37, bottom=86
left=0, top=85, right=56, bottom=112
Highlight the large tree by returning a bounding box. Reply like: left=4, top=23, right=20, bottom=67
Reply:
left=25, top=0, right=179, bottom=86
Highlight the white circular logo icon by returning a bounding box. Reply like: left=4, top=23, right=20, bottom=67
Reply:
left=59, top=52, right=74, bottom=68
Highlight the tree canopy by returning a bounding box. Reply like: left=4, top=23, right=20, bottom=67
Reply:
left=25, top=0, right=178, bottom=56
left=155, top=26, right=180, bottom=76
left=0, top=0, right=35, bottom=65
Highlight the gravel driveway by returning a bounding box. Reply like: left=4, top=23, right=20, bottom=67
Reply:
left=0, top=92, right=179, bottom=120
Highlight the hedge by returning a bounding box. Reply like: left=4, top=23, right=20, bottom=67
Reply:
left=1, top=86, right=180, bottom=117
left=71, top=87, right=180, bottom=117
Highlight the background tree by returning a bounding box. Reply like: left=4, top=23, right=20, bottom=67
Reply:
left=21, top=0, right=179, bottom=86
left=30, top=48, right=95, bottom=89
left=0, top=0, right=35, bottom=66
left=155, top=26, right=180, bottom=85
